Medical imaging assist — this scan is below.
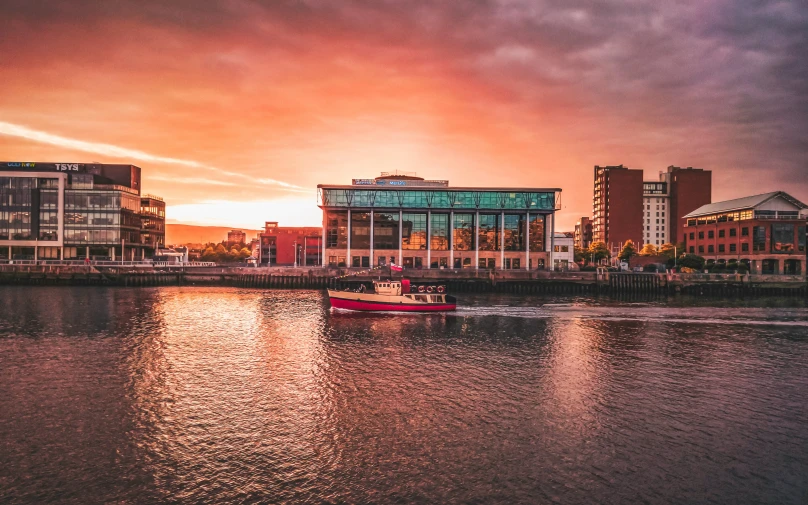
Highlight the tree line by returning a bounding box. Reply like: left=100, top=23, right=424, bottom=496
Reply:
left=199, top=242, right=253, bottom=263
left=574, top=240, right=749, bottom=273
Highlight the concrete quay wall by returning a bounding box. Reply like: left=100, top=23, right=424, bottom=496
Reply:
left=0, top=264, right=805, bottom=296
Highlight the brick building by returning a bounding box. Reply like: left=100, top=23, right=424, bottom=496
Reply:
left=258, top=221, right=322, bottom=266
left=592, top=165, right=643, bottom=253
left=227, top=229, right=246, bottom=244
left=683, top=192, right=807, bottom=275
left=574, top=216, right=593, bottom=250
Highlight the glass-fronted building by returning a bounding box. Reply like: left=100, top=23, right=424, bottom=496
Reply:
left=317, top=174, right=561, bottom=270
left=0, top=162, right=165, bottom=261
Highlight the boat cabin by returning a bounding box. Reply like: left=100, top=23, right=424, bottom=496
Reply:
left=373, top=280, right=405, bottom=296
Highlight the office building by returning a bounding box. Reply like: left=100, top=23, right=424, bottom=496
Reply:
left=574, top=217, right=593, bottom=249
left=317, top=173, right=561, bottom=270
left=259, top=221, right=322, bottom=266
left=0, top=161, right=165, bottom=261
left=683, top=191, right=807, bottom=274
left=140, top=195, right=165, bottom=250
left=643, top=180, right=669, bottom=246
left=593, top=165, right=643, bottom=252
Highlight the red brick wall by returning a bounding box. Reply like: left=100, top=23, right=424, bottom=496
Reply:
left=683, top=219, right=804, bottom=258
left=605, top=169, right=643, bottom=251
left=262, top=227, right=322, bottom=265
left=670, top=169, right=711, bottom=243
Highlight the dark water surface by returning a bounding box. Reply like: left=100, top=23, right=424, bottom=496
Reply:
left=1, top=287, right=807, bottom=504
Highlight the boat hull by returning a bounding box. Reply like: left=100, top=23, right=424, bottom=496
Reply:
left=328, top=290, right=456, bottom=312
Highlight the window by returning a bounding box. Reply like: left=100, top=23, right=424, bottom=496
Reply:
left=689, top=246, right=694, bottom=253
left=718, top=244, right=725, bottom=253
left=402, top=213, right=427, bottom=250
left=799, top=226, right=806, bottom=252
left=729, top=228, right=736, bottom=237
left=771, top=224, right=795, bottom=253
left=528, top=214, right=545, bottom=252
left=373, top=212, right=399, bottom=250
left=708, top=245, right=714, bottom=253
left=361, top=256, right=370, bottom=267
left=478, top=214, right=500, bottom=251
left=718, top=229, right=725, bottom=238
left=708, top=230, right=714, bottom=239
left=729, top=244, right=736, bottom=252
left=753, top=226, right=766, bottom=252
left=689, top=232, right=695, bottom=240
left=742, top=243, right=749, bottom=252
left=503, top=214, right=524, bottom=251
left=352, top=256, right=360, bottom=267
left=698, top=246, right=704, bottom=253
left=741, top=227, right=749, bottom=236
left=350, top=212, right=370, bottom=249
left=328, top=255, right=336, bottom=266
left=430, top=213, right=449, bottom=251
left=453, top=213, right=474, bottom=251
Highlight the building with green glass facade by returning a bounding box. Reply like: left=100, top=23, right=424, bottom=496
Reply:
left=318, top=174, right=561, bottom=270
left=0, top=161, right=165, bottom=261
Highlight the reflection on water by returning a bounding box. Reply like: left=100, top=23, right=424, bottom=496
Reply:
left=1, top=287, right=807, bottom=504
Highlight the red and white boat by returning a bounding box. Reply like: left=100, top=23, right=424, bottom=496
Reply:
left=328, top=279, right=456, bottom=312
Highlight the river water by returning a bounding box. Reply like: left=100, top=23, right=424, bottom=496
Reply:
left=1, top=287, right=807, bottom=504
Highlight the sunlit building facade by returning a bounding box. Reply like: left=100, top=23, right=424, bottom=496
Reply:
left=684, top=191, right=807, bottom=275
left=0, top=161, right=164, bottom=261
left=317, top=173, right=561, bottom=270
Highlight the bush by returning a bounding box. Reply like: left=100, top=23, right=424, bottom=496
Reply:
left=678, top=254, right=706, bottom=270
left=643, top=264, right=658, bottom=272
left=736, top=264, right=749, bottom=274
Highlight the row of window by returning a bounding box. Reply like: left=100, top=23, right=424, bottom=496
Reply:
left=320, top=189, right=556, bottom=210
left=328, top=255, right=545, bottom=269
left=325, top=211, right=547, bottom=252
left=687, top=225, right=806, bottom=254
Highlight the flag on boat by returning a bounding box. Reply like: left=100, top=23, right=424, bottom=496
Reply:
left=390, top=263, right=403, bottom=272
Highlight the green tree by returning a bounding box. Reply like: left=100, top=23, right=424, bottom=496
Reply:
left=588, top=241, right=610, bottom=263
left=239, top=247, right=252, bottom=259
left=678, top=254, right=706, bottom=270
left=200, top=246, right=217, bottom=262
left=574, top=246, right=589, bottom=264
left=639, top=243, right=658, bottom=256
left=618, top=240, right=637, bottom=262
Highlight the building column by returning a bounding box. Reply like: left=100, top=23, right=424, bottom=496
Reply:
left=369, top=210, right=374, bottom=267
left=525, top=212, right=530, bottom=270
left=500, top=211, right=505, bottom=270
left=347, top=209, right=352, bottom=266
left=426, top=210, right=431, bottom=269
left=34, top=244, right=38, bottom=264
left=322, top=216, right=327, bottom=267
left=475, top=211, right=480, bottom=269
left=110, top=247, right=115, bottom=261
left=303, top=237, right=307, bottom=267
left=549, top=213, right=555, bottom=271
left=449, top=211, right=454, bottom=269
left=398, top=209, right=403, bottom=266
left=85, top=246, right=90, bottom=260
left=59, top=246, right=63, bottom=261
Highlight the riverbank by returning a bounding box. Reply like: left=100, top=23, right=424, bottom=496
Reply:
left=0, top=264, right=805, bottom=296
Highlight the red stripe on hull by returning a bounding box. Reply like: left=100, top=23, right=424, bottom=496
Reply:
left=329, top=297, right=456, bottom=312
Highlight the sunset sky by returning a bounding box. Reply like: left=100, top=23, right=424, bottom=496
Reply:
left=1, top=0, right=806, bottom=230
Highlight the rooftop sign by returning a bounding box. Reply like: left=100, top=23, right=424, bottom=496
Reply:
left=352, top=179, right=449, bottom=187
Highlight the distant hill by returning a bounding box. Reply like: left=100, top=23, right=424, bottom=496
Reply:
left=166, top=223, right=263, bottom=247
